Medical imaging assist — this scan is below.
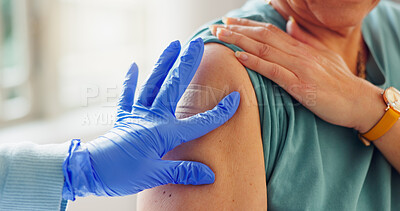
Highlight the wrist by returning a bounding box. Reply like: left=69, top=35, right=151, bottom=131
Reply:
left=62, top=139, right=98, bottom=201
left=354, top=84, right=386, bottom=134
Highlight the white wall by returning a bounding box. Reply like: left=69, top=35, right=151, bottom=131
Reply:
left=56, top=0, right=248, bottom=112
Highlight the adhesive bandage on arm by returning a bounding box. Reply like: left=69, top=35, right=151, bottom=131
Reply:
left=176, top=84, right=228, bottom=119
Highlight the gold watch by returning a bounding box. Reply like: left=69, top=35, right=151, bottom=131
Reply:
left=359, top=87, right=400, bottom=146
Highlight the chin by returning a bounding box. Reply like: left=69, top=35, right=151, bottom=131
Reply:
left=317, top=14, right=365, bottom=29
left=310, top=7, right=371, bottom=30
left=306, top=0, right=380, bottom=29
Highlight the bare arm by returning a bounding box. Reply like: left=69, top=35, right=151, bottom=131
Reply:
left=375, top=116, right=400, bottom=173
left=361, top=87, right=400, bottom=173
left=137, top=43, right=268, bottom=210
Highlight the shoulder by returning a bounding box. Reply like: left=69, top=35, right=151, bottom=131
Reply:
left=186, top=43, right=260, bottom=115
left=172, top=42, right=259, bottom=121
left=191, top=43, right=254, bottom=91
left=137, top=42, right=267, bottom=210
left=363, top=1, right=400, bottom=85
left=374, top=1, right=400, bottom=14
left=366, top=1, right=400, bottom=32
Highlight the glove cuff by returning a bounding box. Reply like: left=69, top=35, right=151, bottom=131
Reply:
left=62, top=139, right=97, bottom=201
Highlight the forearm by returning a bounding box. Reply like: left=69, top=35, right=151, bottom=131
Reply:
left=357, top=85, right=400, bottom=173
left=374, top=120, right=400, bottom=172
left=0, top=142, right=69, bottom=211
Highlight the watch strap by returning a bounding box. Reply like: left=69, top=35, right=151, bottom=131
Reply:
left=361, top=107, right=400, bottom=141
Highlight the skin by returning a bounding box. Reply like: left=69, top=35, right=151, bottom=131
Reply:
left=138, top=0, right=399, bottom=210
left=270, top=0, right=379, bottom=75
left=209, top=0, right=400, bottom=172
left=137, top=44, right=268, bottom=210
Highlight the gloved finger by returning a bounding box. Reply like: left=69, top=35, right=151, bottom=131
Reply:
left=153, top=38, right=204, bottom=114
left=173, top=91, right=240, bottom=148
left=117, top=63, right=139, bottom=114
left=137, top=41, right=181, bottom=107
left=162, top=160, right=215, bottom=185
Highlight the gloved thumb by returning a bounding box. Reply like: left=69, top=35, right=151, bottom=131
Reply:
left=162, top=160, right=215, bottom=185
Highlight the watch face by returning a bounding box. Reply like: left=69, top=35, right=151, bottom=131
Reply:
left=384, top=87, right=400, bottom=112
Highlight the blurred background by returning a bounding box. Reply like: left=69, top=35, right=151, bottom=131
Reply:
left=0, top=0, right=247, bottom=210
left=1, top=0, right=399, bottom=210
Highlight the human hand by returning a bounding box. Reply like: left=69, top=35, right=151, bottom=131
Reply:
left=209, top=17, right=383, bottom=133
left=62, top=38, right=241, bottom=200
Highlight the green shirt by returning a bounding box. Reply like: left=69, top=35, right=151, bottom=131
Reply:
left=191, top=0, right=400, bottom=210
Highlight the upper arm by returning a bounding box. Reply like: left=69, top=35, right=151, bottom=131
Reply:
left=137, top=43, right=267, bottom=210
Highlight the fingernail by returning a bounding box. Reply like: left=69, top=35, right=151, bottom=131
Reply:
left=209, top=25, right=216, bottom=35
left=235, top=51, right=248, bottom=61
left=191, top=164, right=215, bottom=185
left=170, top=40, right=181, bottom=48
left=223, top=91, right=240, bottom=106
left=216, top=28, right=232, bottom=37
left=200, top=170, right=215, bottom=185
left=194, top=37, right=203, bottom=43
left=222, top=17, right=228, bottom=24
left=231, top=91, right=240, bottom=100
left=189, top=37, right=203, bottom=47
left=129, top=62, right=138, bottom=72
left=288, top=16, right=296, bottom=24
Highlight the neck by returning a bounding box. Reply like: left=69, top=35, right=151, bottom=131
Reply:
left=271, top=0, right=365, bottom=74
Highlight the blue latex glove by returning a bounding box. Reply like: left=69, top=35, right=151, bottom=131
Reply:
left=62, top=38, right=240, bottom=200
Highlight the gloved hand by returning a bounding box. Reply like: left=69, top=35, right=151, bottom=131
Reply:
left=62, top=38, right=241, bottom=200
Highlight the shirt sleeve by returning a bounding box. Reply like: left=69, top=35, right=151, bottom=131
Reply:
left=192, top=15, right=292, bottom=182
left=0, top=141, right=70, bottom=211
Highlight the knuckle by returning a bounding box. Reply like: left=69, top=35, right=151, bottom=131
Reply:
left=237, top=18, right=248, bottom=25
left=295, top=59, right=310, bottom=71
left=303, top=62, right=315, bottom=73
left=308, top=52, right=330, bottom=68
left=253, top=57, right=262, bottom=69
left=264, top=23, right=273, bottom=29
left=256, top=27, right=269, bottom=38
left=269, top=63, right=281, bottom=79
left=299, top=48, right=313, bottom=60
left=241, top=18, right=250, bottom=24
left=258, top=44, right=272, bottom=58
left=234, top=34, right=244, bottom=45
left=291, top=39, right=301, bottom=47
left=265, top=23, right=278, bottom=32
left=299, top=59, right=316, bottom=72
